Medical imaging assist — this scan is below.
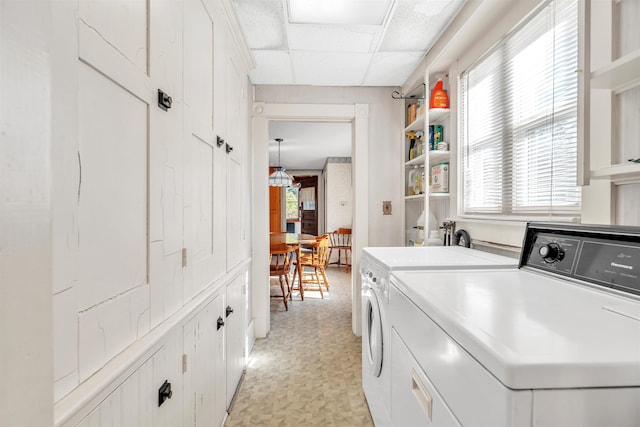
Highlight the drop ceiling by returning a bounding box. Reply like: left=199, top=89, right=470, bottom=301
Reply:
left=269, top=121, right=352, bottom=170
left=233, top=0, right=466, bottom=86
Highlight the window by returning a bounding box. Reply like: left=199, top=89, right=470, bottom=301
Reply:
left=460, top=0, right=580, bottom=220
left=285, top=187, right=299, bottom=220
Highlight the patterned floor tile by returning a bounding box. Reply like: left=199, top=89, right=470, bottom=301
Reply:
left=225, top=268, right=374, bottom=427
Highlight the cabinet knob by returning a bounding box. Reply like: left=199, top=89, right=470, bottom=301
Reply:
left=226, top=305, right=234, bottom=318
left=225, top=143, right=233, bottom=154
left=217, top=316, right=225, bottom=330
left=158, top=380, right=172, bottom=407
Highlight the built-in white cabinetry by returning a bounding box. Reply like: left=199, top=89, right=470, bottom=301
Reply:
left=586, top=0, right=640, bottom=225
left=68, top=269, right=247, bottom=427
left=52, top=0, right=252, bottom=424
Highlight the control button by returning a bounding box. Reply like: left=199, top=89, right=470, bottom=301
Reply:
left=539, top=243, right=564, bottom=263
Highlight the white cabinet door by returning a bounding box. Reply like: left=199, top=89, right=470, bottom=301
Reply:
left=225, top=55, right=247, bottom=270
left=225, top=273, right=246, bottom=409
left=183, top=293, right=226, bottom=427
left=183, top=0, right=226, bottom=297
left=148, top=0, right=185, bottom=328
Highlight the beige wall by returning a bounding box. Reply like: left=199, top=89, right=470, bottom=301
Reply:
left=255, top=85, right=404, bottom=247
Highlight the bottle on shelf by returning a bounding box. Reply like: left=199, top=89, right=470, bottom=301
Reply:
left=430, top=78, right=449, bottom=109
left=407, top=131, right=416, bottom=160
left=416, top=130, right=425, bottom=156
left=408, top=167, right=420, bottom=195
left=428, top=125, right=434, bottom=151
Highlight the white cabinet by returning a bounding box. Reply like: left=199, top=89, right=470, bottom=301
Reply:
left=183, top=293, right=227, bottom=427
left=225, top=272, right=246, bottom=409
left=182, top=269, right=247, bottom=427
left=183, top=0, right=250, bottom=294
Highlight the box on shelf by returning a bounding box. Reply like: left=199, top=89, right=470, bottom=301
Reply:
left=431, top=162, right=449, bottom=193
left=407, top=103, right=417, bottom=124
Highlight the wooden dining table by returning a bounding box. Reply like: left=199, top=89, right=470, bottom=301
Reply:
left=269, top=232, right=316, bottom=300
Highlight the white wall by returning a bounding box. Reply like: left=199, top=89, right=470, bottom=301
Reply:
left=0, top=1, right=54, bottom=424
left=254, top=86, right=404, bottom=247
left=325, top=160, right=353, bottom=232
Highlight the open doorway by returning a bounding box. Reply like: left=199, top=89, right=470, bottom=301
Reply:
left=251, top=103, right=369, bottom=339
left=268, top=121, right=352, bottom=237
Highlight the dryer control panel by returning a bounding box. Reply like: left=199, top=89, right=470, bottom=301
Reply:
left=521, top=223, right=640, bottom=297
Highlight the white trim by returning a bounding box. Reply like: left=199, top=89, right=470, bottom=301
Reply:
left=251, top=102, right=368, bottom=337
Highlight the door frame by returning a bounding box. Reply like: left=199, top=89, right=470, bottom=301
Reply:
left=251, top=102, right=369, bottom=338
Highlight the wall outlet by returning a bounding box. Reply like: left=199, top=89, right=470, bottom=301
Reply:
left=382, top=201, right=392, bottom=215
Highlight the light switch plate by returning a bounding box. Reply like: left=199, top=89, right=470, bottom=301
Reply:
left=382, top=201, right=392, bottom=215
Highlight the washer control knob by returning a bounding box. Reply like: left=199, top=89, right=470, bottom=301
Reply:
left=539, top=243, right=564, bottom=263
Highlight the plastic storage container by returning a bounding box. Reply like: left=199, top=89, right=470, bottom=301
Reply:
left=431, top=162, right=449, bottom=193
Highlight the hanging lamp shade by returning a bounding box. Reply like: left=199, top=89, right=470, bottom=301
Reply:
left=269, top=138, right=293, bottom=187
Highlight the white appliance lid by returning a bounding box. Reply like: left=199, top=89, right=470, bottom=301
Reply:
left=392, top=269, right=640, bottom=390
left=362, top=246, right=518, bottom=272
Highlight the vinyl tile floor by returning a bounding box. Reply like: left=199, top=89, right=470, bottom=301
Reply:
left=224, top=267, right=374, bottom=427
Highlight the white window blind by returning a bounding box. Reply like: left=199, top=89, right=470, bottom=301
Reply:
left=460, top=0, right=580, bottom=219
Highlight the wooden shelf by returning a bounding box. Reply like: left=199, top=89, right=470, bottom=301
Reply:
left=428, top=150, right=450, bottom=164
left=404, top=115, right=425, bottom=132
left=428, top=108, right=450, bottom=123
left=405, top=154, right=425, bottom=167
left=591, top=163, right=640, bottom=184
left=591, top=50, right=640, bottom=92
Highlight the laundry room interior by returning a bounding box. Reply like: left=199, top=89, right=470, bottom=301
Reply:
left=2, top=0, right=640, bottom=426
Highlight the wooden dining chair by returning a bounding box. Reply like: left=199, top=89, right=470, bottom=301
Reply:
left=292, top=234, right=330, bottom=298
left=269, top=243, right=296, bottom=310
left=327, top=227, right=352, bottom=271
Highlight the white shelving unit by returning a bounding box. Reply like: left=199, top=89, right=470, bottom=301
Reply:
left=583, top=0, right=640, bottom=225
left=400, top=74, right=454, bottom=246
left=591, top=50, right=640, bottom=92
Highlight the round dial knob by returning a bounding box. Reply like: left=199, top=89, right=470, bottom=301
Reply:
left=539, top=243, right=564, bottom=263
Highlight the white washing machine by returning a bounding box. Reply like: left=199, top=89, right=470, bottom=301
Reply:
left=389, top=223, right=640, bottom=426
left=360, top=246, right=518, bottom=426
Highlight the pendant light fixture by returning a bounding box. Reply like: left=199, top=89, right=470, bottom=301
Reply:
left=268, top=138, right=293, bottom=187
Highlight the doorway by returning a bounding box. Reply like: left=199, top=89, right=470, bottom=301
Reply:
left=296, top=175, right=318, bottom=235
left=251, top=103, right=369, bottom=339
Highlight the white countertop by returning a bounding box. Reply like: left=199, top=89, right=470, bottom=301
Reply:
left=391, top=269, right=640, bottom=389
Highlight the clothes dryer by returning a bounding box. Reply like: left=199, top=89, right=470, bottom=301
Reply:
left=360, top=246, right=518, bottom=426
left=389, top=223, right=640, bottom=426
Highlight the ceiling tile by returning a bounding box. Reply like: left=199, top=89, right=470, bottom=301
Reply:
left=248, top=50, right=294, bottom=85
left=364, top=51, right=425, bottom=86
left=291, top=51, right=372, bottom=86
left=233, top=0, right=288, bottom=50
left=378, top=0, right=465, bottom=51
left=287, top=24, right=381, bottom=53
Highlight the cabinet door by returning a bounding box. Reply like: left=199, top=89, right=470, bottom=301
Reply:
left=183, top=0, right=224, bottom=297
left=183, top=294, right=226, bottom=427
left=225, top=273, right=246, bottom=409
left=225, top=55, right=246, bottom=270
